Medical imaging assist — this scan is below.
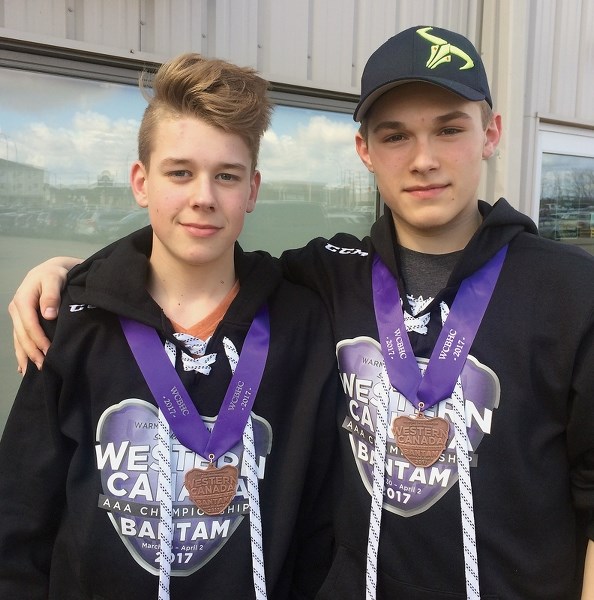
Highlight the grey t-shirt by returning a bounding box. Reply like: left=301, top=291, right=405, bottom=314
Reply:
left=398, top=246, right=462, bottom=303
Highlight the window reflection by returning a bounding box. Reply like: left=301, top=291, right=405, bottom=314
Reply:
left=241, top=106, right=376, bottom=253
left=539, top=153, right=594, bottom=255
left=0, top=65, right=376, bottom=433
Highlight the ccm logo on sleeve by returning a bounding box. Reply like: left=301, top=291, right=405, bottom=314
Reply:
left=69, top=304, right=96, bottom=312
left=325, top=243, right=369, bottom=257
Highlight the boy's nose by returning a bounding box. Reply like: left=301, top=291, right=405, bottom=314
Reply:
left=409, top=139, right=439, bottom=174
left=191, top=178, right=216, bottom=210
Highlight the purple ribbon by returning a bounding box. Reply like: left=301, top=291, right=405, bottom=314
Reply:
left=120, top=304, right=270, bottom=460
left=372, top=246, right=507, bottom=410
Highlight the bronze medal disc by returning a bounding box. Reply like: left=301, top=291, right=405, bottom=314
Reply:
left=392, top=413, right=450, bottom=468
left=185, top=463, right=239, bottom=515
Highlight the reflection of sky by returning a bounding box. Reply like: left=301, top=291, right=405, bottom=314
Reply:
left=0, top=68, right=144, bottom=129
left=540, top=152, right=594, bottom=216
left=542, top=152, right=594, bottom=171
left=0, top=67, right=367, bottom=188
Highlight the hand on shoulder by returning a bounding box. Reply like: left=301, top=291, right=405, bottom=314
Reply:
left=9, top=256, right=82, bottom=373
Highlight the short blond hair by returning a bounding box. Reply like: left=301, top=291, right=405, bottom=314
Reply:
left=138, top=53, right=272, bottom=170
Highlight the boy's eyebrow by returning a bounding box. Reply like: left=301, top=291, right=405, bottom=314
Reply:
left=371, top=110, right=473, bottom=134
left=160, top=157, right=249, bottom=171
left=160, top=157, right=192, bottom=168
left=218, top=162, right=249, bottom=172
left=372, top=120, right=405, bottom=134
left=434, top=110, right=473, bottom=124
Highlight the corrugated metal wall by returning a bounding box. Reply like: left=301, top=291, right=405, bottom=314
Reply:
left=516, top=0, right=594, bottom=215
left=0, top=0, right=482, bottom=95
left=527, top=0, right=594, bottom=122
left=2, top=0, right=594, bottom=215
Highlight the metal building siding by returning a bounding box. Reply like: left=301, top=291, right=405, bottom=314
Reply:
left=77, top=0, right=140, bottom=49
left=2, top=0, right=593, bottom=120
left=0, top=0, right=483, bottom=94
left=2, top=0, right=68, bottom=37
left=528, top=0, right=594, bottom=124
left=512, top=0, right=594, bottom=217
left=212, top=0, right=259, bottom=68
left=548, top=0, right=583, bottom=119
left=257, top=0, right=310, bottom=84
left=576, top=0, right=594, bottom=121
left=142, top=0, right=206, bottom=57
left=308, top=0, right=358, bottom=91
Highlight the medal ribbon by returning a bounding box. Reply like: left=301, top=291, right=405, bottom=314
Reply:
left=372, top=246, right=507, bottom=410
left=120, top=304, right=270, bottom=460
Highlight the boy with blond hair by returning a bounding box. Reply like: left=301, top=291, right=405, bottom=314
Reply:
left=0, top=53, right=338, bottom=599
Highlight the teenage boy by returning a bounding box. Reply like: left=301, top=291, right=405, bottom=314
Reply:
left=8, top=26, right=594, bottom=599
left=0, top=53, right=340, bottom=599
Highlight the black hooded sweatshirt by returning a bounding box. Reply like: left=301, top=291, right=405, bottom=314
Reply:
left=281, top=199, right=594, bottom=599
left=0, top=229, right=339, bottom=600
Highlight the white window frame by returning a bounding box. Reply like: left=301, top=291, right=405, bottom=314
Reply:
left=533, top=122, right=594, bottom=223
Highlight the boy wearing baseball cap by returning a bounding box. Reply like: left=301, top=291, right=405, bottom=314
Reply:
left=8, top=26, right=594, bottom=598
left=284, top=25, right=594, bottom=599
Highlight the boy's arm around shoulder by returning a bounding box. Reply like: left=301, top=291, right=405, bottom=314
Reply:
left=10, top=234, right=133, bottom=372
left=279, top=239, right=326, bottom=293
left=279, top=235, right=350, bottom=294
left=10, top=256, right=82, bottom=372
left=0, top=323, right=68, bottom=597
left=280, top=233, right=370, bottom=308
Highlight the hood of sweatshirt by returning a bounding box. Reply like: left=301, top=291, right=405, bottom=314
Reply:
left=66, top=226, right=283, bottom=332
left=370, top=198, right=538, bottom=300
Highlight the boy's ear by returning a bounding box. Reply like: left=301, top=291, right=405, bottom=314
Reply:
left=246, top=170, right=261, bottom=213
left=130, top=161, right=149, bottom=207
left=482, top=112, right=502, bottom=160
left=355, top=132, right=374, bottom=173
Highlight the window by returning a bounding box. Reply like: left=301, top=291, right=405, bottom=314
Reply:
left=241, top=104, right=376, bottom=255
left=0, top=55, right=376, bottom=433
left=536, top=124, right=594, bottom=255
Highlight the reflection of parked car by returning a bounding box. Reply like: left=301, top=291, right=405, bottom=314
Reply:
left=74, top=209, right=130, bottom=240
left=62, top=208, right=88, bottom=235
left=538, top=217, right=561, bottom=240
left=326, top=209, right=369, bottom=237
left=572, top=212, right=592, bottom=237
left=239, top=200, right=331, bottom=256
left=73, top=211, right=96, bottom=237
left=105, top=210, right=150, bottom=242
left=0, top=210, right=20, bottom=234
left=14, top=212, right=39, bottom=235
left=42, top=207, right=85, bottom=238
left=539, top=211, right=594, bottom=240
left=558, top=214, right=579, bottom=239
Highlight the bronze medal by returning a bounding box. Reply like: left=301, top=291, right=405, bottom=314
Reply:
left=185, top=463, right=239, bottom=515
left=392, top=412, right=450, bottom=468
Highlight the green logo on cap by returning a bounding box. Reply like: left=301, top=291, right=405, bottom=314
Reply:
left=416, top=27, right=474, bottom=70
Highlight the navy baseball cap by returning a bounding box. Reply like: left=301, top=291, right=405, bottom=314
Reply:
left=354, top=25, right=492, bottom=122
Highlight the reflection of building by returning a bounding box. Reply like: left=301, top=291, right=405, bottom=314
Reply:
left=259, top=180, right=323, bottom=203
left=92, top=170, right=133, bottom=209
left=259, top=177, right=376, bottom=212
left=0, top=158, right=44, bottom=207
left=43, top=170, right=135, bottom=211
left=97, top=170, right=114, bottom=187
